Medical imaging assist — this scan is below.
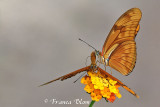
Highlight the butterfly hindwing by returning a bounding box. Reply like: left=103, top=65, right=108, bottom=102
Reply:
left=109, top=41, right=136, bottom=75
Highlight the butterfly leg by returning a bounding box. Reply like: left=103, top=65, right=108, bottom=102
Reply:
left=85, top=56, right=91, bottom=67
left=73, top=72, right=86, bottom=83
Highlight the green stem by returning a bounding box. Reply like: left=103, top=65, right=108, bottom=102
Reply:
left=89, top=100, right=95, bottom=107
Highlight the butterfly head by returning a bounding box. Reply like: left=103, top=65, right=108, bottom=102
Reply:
left=90, top=64, right=97, bottom=71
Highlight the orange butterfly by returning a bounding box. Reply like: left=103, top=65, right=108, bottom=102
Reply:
left=40, top=51, right=139, bottom=98
left=99, top=8, right=142, bottom=75
left=40, top=8, right=142, bottom=98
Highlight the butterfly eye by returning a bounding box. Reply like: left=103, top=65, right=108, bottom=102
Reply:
left=94, top=65, right=97, bottom=69
left=90, top=65, right=93, bottom=69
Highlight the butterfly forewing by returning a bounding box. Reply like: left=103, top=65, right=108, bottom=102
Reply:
left=102, top=8, right=142, bottom=75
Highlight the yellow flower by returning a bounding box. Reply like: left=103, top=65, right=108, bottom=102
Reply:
left=101, top=87, right=111, bottom=98
left=109, top=79, right=117, bottom=85
left=91, top=89, right=102, bottom=101
left=115, top=93, right=122, bottom=98
left=81, top=70, right=122, bottom=102
left=84, top=83, right=94, bottom=93
left=109, top=85, right=119, bottom=93
left=81, top=75, right=91, bottom=84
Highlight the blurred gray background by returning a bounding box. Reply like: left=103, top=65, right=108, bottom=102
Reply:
left=0, top=0, right=160, bottom=107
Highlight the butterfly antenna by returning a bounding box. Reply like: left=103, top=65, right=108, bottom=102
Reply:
left=79, top=38, right=97, bottom=51
left=73, top=72, right=86, bottom=83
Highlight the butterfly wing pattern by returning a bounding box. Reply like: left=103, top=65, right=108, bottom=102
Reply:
left=101, top=8, right=142, bottom=75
